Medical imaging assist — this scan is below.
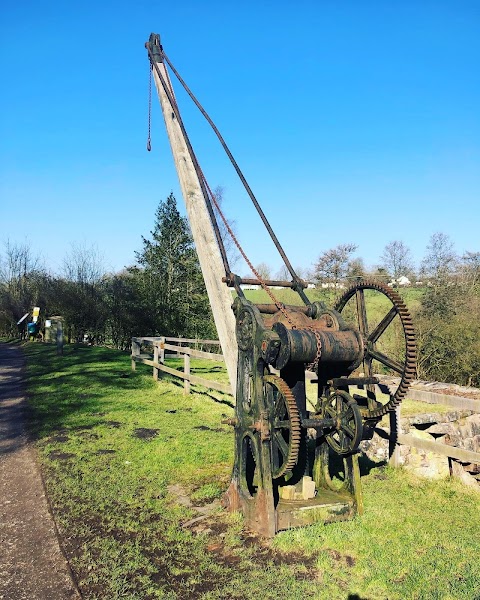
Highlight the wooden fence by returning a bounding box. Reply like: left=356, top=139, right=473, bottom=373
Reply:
left=131, top=336, right=480, bottom=468
left=131, top=336, right=232, bottom=396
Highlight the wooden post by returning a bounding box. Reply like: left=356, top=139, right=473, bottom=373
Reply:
left=151, top=56, right=237, bottom=398
left=131, top=338, right=139, bottom=371
left=389, top=405, right=401, bottom=467
left=159, top=336, right=165, bottom=370
left=56, top=320, right=63, bottom=356
left=153, top=343, right=159, bottom=381
left=184, top=352, right=191, bottom=395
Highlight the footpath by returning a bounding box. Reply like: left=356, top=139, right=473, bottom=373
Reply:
left=0, top=343, right=80, bottom=599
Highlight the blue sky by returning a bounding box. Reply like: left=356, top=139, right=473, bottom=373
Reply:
left=1, top=0, right=479, bottom=277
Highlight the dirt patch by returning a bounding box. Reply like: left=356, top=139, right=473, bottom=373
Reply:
left=193, top=425, right=224, bottom=433
left=105, top=421, right=122, bottom=428
left=327, top=548, right=356, bottom=567
left=49, top=434, right=70, bottom=443
left=133, top=428, right=159, bottom=440
left=72, top=424, right=97, bottom=431
left=48, top=450, right=76, bottom=461
left=78, top=431, right=99, bottom=440
left=95, top=449, right=116, bottom=455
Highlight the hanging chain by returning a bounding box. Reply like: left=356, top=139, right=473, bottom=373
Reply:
left=146, top=63, right=152, bottom=151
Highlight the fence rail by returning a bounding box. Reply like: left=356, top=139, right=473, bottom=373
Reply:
left=131, top=337, right=232, bottom=395
left=131, top=336, right=480, bottom=470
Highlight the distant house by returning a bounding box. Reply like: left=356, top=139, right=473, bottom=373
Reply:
left=321, top=282, right=345, bottom=289
left=388, top=276, right=411, bottom=287
left=240, top=284, right=260, bottom=290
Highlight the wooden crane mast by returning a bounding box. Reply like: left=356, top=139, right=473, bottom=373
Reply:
left=146, top=34, right=237, bottom=394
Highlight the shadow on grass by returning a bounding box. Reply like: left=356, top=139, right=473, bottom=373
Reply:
left=21, top=343, right=144, bottom=441
left=167, top=376, right=235, bottom=409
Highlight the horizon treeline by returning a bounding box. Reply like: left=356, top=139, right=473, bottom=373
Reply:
left=1, top=193, right=479, bottom=387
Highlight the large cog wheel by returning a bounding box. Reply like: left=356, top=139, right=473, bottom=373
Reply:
left=334, top=280, right=416, bottom=419
left=263, top=375, right=301, bottom=478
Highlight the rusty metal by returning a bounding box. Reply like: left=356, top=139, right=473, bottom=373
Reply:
left=222, top=276, right=308, bottom=289
left=146, top=63, right=152, bottom=151
left=333, top=280, right=417, bottom=419
left=146, top=35, right=417, bottom=536
left=263, top=375, right=301, bottom=477
left=224, top=281, right=416, bottom=536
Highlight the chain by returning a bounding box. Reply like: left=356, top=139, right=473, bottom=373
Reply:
left=146, top=64, right=152, bottom=151
left=307, top=328, right=322, bottom=372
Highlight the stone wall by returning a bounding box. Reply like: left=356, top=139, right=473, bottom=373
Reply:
left=361, top=410, right=480, bottom=491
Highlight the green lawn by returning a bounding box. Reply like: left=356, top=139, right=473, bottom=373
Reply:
left=23, top=343, right=480, bottom=600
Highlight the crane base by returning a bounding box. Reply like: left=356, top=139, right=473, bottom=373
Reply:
left=276, top=489, right=355, bottom=531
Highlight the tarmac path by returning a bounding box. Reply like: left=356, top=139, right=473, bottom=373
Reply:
left=0, top=343, right=80, bottom=599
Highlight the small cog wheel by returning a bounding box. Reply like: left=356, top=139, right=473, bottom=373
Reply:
left=323, top=390, right=363, bottom=455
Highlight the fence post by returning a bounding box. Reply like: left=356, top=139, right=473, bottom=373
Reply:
left=56, top=320, right=64, bottom=356
left=131, top=338, right=139, bottom=371
left=389, top=405, right=401, bottom=467
left=153, top=342, right=159, bottom=381
left=184, top=352, right=191, bottom=395
left=159, top=337, right=165, bottom=371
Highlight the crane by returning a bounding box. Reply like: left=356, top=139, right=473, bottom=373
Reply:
left=145, top=34, right=417, bottom=536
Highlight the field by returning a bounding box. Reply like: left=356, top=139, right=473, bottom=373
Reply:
left=24, top=342, right=480, bottom=600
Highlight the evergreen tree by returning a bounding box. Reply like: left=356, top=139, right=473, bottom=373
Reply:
left=134, top=193, right=215, bottom=338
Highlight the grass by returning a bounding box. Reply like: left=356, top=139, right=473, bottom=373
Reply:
left=240, top=287, right=423, bottom=313
left=22, top=342, right=480, bottom=599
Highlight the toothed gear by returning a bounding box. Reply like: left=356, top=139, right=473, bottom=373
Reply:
left=263, top=375, right=301, bottom=478
left=334, top=280, right=417, bottom=419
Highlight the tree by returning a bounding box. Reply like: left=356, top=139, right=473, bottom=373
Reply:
left=275, top=264, right=309, bottom=282
left=60, top=243, right=107, bottom=343
left=62, top=242, right=104, bottom=286
left=212, top=186, right=241, bottom=271
left=420, top=232, right=456, bottom=282
left=103, top=270, right=151, bottom=350
left=381, top=240, right=413, bottom=280
left=0, top=240, right=47, bottom=336
left=135, top=193, right=215, bottom=338
left=275, top=264, right=290, bottom=281
left=313, top=243, right=358, bottom=286
left=346, top=257, right=366, bottom=280
left=459, top=251, right=480, bottom=289
left=254, top=262, right=272, bottom=280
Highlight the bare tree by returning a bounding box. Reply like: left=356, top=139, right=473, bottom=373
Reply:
left=275, top=264, right=309, bottom=282
left=420, top=233, right=457, bottom=282
left=0, top=240, right=46, bottom=333
left=0, top=239, right=44, bottom=287
left=62, top=242, right=105, bottom=287
left=255, top=262, right=272, bottom=280
left=212, top=186, right=241, bottom=271
left=313, top=243, right=358, bottom=286
left=275, top=264, right=290, bottom=281
left=346, top=257, right=366, bottom=280
left=459, top=251, right=480, bottom=289
left=381, top=240, right=413, bottom=280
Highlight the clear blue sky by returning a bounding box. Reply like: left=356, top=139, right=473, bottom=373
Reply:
left=1, top=0, right=479, bottom=277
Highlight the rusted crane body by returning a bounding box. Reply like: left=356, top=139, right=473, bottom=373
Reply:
left=146, top=34, right=416, bottom=536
